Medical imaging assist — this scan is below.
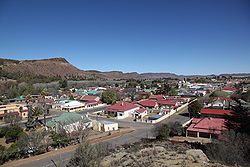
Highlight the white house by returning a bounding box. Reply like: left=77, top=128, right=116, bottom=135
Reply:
left=61, top=101, right=85, bottom=112
left=104, top=101, right=139, bottom=119
left=92, top=120, right=118, bottom=132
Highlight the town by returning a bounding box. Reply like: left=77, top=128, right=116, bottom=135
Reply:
left=0, top=75, right=249, bottom=166
left=1, top=0, right=250, bottom=167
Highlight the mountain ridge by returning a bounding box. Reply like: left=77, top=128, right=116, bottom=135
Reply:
left=0, top=57, right=249, bottom=80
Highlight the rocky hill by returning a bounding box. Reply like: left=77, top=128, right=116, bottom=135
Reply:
left=100, top=141, right=227, bottom=167
left=0, top=58, right=179, bottom=80
left=0, top=57, right=249, bottom=80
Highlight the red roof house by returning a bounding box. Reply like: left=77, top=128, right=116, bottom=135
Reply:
left=80, top=95, right=100, bottom=102
left=104, top=101, right=139, bottom=119
left=138, top=100, right=158, bottom=109
left=187, top=117, right=227, bottom=139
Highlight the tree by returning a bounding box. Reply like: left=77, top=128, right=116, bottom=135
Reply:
left=51, top=131, right=70, bottom=148
left=59, top=80, right=68, bottom=88
left=101, top=89, right=119, bottom=104
left=224, top=102, right=250, bottom=136
left=169, top=121, right=184, bottom=136
left=205, top=131, right=250, bottom=166
left=188, top=100, right=202, bottom=118
left=67, top=142, right=109, bottom=167
left=69, top=96, right=74, bottom=100
left=4, top=112, right=21, bottom=125
left=5, top=125, right=24, bottom=143
left=154, top=124, right=170, bottom=140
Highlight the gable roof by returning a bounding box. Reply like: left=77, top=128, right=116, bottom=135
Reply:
left=80, top=95, right=99, bottom=101
left=104, top=101, right=139, bottom=112
left=200, top=108, right=233, bottom=116
left=157, top=100, right=177, bottom=105
left=138, top=99, right=158, bottom=107
left=187, top=117, right=226, bottom=134
left=135, top=108, right=147, bottom=113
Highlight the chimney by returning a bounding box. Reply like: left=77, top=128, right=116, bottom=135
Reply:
left=121, top=102, right=124, bottom=106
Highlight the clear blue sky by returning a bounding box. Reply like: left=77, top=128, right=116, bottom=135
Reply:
left=0, top=0, right=249, bottom=75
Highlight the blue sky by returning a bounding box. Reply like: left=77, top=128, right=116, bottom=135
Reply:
left=0, top=0, right=249, bottom=75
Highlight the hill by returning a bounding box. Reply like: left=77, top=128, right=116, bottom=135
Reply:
left=0, top=57, right=249, bottom=80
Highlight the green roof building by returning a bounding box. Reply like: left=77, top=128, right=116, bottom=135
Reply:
left=46, top=112, right=92, bottom=133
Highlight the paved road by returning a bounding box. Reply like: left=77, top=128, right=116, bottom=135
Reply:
left=16, top=104, right=193, bottom=167
left=19, top=118, right=154, bottom=167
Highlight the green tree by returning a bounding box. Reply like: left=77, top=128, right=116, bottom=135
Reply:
left=101, top=89, right=119, bottom=104
left=51, top=131, right=69, bottom=148
left=188, top=100, right=202, bottom=118
left=0, top=145, right=6, bottom=165
left=156, top=124, right=170, bottom=140
left=69, top=96, right=74, bottom=100
left=5, top=125, right=24, bottom=143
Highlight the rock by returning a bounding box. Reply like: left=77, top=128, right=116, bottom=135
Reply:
left=186, top=149, right=209, bottom=164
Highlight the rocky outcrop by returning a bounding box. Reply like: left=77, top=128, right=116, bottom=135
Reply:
left=100, top=142, right=227, bottom=167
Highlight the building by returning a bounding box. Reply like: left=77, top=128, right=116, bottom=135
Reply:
left=138, top=99, right=159, bottom=109
left=221, top=87, right=237, bottom=94
left=93, top=120, right=118, bottom=132
left=104, top=101, right=140, bottom=119
left=0, top=103, right=28, bottom=121
left=200, top=108, right=233, bottom=118
left=132, top=108, right=147, bottom=119
left=186, top=118, right=227, bottom=139
left=84, top=101, right=103, bottom=109
left=46, top=112, right=92, bottom=133
left=157, top=100, right=178, bottom=109
left=80, top=95, right=100, bottom=102
left=61, top=101, right=85, bottom=112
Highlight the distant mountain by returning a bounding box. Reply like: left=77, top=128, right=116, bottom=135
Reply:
left=0, top=57, right=249, bottom=80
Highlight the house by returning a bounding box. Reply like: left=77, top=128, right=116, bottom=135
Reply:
left=205, top=97, right=235, bottom=109
left=132, top=108, right=147, bottom=119
left=61, top=101, right=85, bottom=112
left=186, top=118, right=227, bottom=139
left=0, top=103, right=28, bottom=121
left=80, top=95, right=100, bottom=102
left=104, top=101, right=140, bottom=119
left=157, top=100, right=178, bottom=109
left=200, top=108, right=233, bottom=118
left=46, top=112, right=92, bottom=133
left=138, top=99, right=159, bottom=109
left=84, top=101, right=103, bottom=109
left=93, top=120, right=118, bottom=132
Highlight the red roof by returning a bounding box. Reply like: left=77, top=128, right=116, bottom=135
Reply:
left=80, top=95, right=99, bottom=101
left=187, top=118, right=227, bottom=134
left=157, top=100, right=177, bottom=105
left=149, top=95, right=166, bottom=101
left=200, top=108, right=233, bottom=116
left=221, top=87, right=237, bottom=91
left=105, top=101, right=139, bottom=112
left=135, top=108, right=147, bottom=113
left=138, top=100, right=158, bottom=107
left=85, top=101, right=102, bottom=105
